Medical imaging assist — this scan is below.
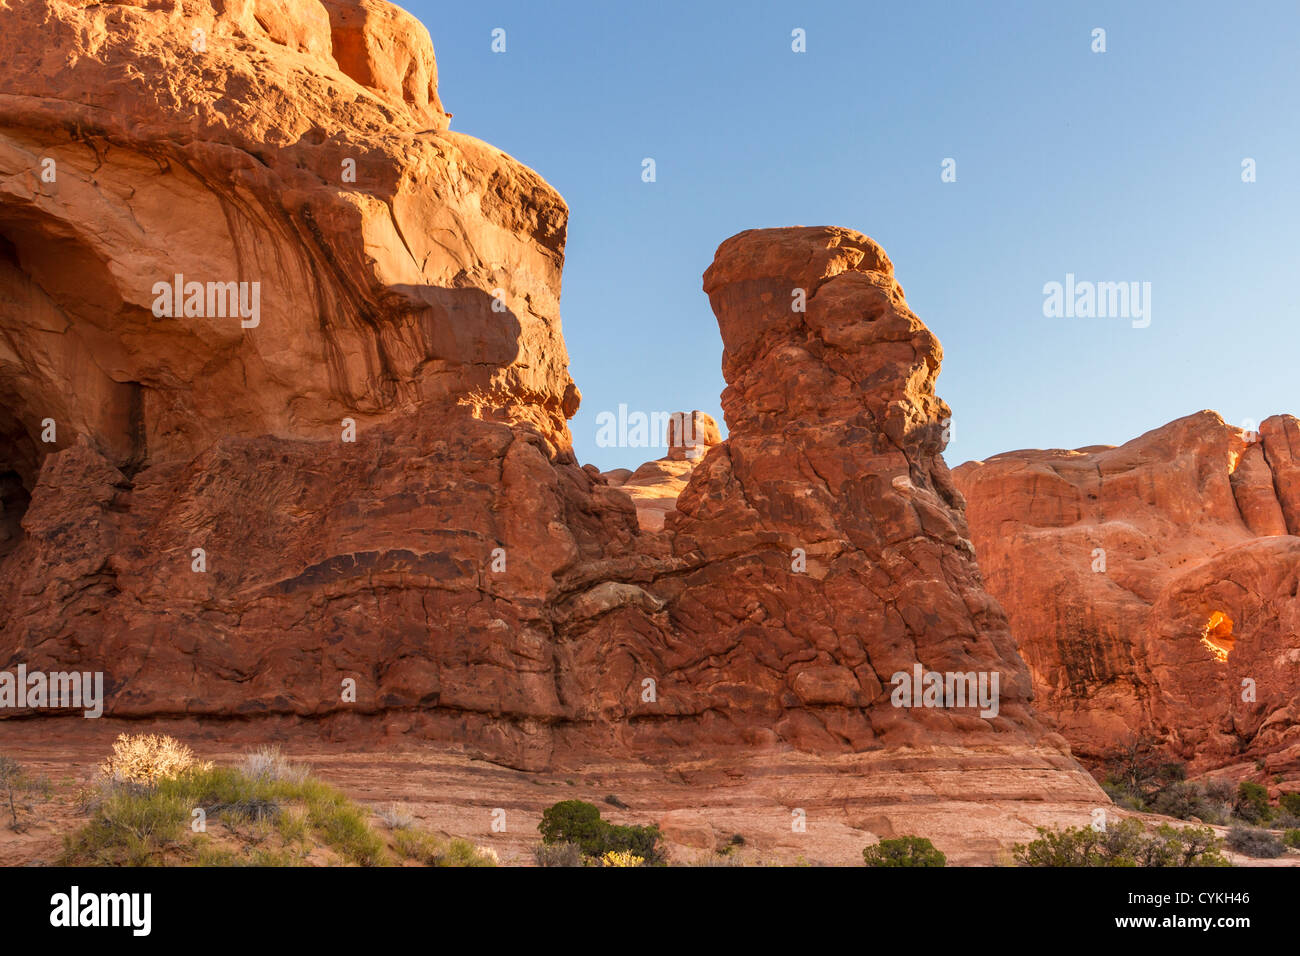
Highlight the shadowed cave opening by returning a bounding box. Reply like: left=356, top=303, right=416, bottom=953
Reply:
left=0, top=405, right=36, bottom=558
left=0, top=203, right=152, bottom=505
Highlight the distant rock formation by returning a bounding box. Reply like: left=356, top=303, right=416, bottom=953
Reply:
left=667, top=410, right=721, bottom=461
left=614, top=410, right=720, bottom=531
left=0, top=2, right=1102, bottom=812
left=954, top=412, right=1300, bottom=775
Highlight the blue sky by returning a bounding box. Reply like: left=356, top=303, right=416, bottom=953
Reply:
left=405, top=0, right=1299, bottom=471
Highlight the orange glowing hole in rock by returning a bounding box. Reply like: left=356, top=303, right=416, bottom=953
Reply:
left=1199, top=611, right=1235, bottom=662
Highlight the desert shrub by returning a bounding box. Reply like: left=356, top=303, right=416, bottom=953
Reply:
left=392, top=828, right=443, bottom=863
left=1150, top=780, right=1227, bottom=824
left=66, top=743, right=392, bottom=866
left=99, top=734, right=210, bottom=785
left=375, top=803, right=413, bottom=830
left=862, top=836, right=946, bottom=867
left=1102, top=780, right=1146, bottom=811
left=0, top=756, right=52, bottom=831
left=1151, top=824, right=1231, bottom=867
left=212, top=794, right=281, bottom=824
left=537, top=799, right=663, bottom=864
left=63, top=785, right=190, bottom=865
left=1205, top=779, right=1236, bottom=803
left=599, top=850, right=644, bottom=867
left=686, top=851, right=746, bottom=867
left=1225, top=825, right=1283, bottom=858
left=1282, top=829, right=1300, bottom=849
left=1102, top=736, right=1169, bottom=808
left=1013, top=820, right=1228, bottom=867
left=538, top=800, right=606, bottom=854
left=240, top=745, right=309, bottom=785
left=715, top=832, right=747, bottom=857
left=1234, top=782, right=1272, bottom=824
left=276, top=807, right=309, bottom=846
left=1278, top=793, right=1300, bottom=818
left=304, top=791, right=384, bottom=865
left=438, top=839, right=497, bottom=866
left=534, top=841, right=583, bottom=867
left=393, top=829, right=497, bottom=867
left=603, top=822, right=664, bottom=863
left=1150, top=781, right=1201, bottom=819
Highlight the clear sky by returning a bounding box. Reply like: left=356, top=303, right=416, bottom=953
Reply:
left=404, top=0, right=1298, bottom=472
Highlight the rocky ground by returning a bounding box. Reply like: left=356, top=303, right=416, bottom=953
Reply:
left=2, top=720, right=1294, bottom=867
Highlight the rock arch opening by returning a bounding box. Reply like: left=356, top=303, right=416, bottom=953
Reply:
left=1199, top=611, right=1235, bottom=662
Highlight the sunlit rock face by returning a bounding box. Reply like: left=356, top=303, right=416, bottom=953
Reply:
left=955, top=411, right=1300, bottom=774
left=0, top=0, right=576, bottom=473
left=0, top=0, right=613, bottom=763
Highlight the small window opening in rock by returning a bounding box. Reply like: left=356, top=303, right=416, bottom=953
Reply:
left=1199, top=611, right=1234, bottom=662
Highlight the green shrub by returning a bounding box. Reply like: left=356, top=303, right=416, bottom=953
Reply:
left=1234, top=782, right=1272, bottom=824
left=537, top=799, right=663, bottom=864
left=1012, top=820, right=1228, bottom=867
left=1278, top=793, right=1300, bottom=818
left=538, top=800, right=607, bottom=855
left=1282, top=829, right=1300, bottom=850
left=1101, top=780, right=1146, bottom=812
left=306, top=796, right=385, bottom=866
left=604, top=822, right=664, bottom=863
left=862, top=836, right=946, bottom=867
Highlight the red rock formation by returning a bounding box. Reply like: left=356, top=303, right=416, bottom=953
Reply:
left=655, top=227, right=1041, bottom=752
left=0, top=0, right=616, bottom=769
left=0, top=3, right=1101, bottom=811
left=614, top=410, right=720, bottom=531
left=954, top=412, right=1300, bottom=773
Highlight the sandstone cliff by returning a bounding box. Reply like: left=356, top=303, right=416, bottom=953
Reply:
left=954, top=412, right=1300, bottom=775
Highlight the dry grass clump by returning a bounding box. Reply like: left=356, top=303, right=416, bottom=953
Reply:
left=375, top=803, right=414, bottom=830
left=240, top=745, right=310, bottom=785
